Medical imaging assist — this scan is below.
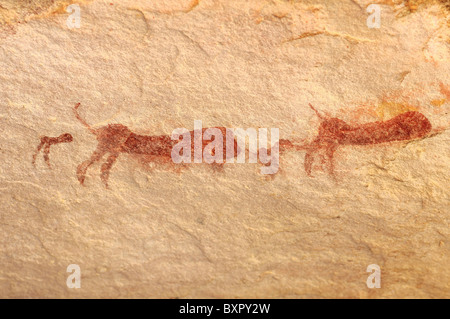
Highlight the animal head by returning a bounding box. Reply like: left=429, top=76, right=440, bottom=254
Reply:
left=59, top=133, right=73, bottom=143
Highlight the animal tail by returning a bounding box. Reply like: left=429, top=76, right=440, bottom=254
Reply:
left=74, top=103, right=96, bottom=135
left=309, top=103, right=326, bottom=121
left=279, top=138, right=312, bottom=152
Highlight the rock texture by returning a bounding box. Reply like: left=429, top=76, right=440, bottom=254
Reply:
left=0, top=0, right=449, bottom=298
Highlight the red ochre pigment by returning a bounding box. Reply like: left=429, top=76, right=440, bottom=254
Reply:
left=295, top=104, right=432, bottom=177
left=74, top=103, right=240, bottom=187
left=32, top=133, right=73, bottom=167
left=41, top=103, right=432, bottom=187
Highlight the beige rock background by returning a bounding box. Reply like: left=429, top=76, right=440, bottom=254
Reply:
left=0, top=0, right=449, bottom=298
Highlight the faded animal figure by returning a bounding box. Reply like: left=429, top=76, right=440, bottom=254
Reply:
left=74, top=103, right=239, bottom=188
left=291, top=104, right=433, bottom=178
left=32, top=133, right=73, bottom=167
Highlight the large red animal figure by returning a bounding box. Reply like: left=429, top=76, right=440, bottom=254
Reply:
left=74, top=103, right=239, bottom=188
left=285, top=104, right=432, bottom=177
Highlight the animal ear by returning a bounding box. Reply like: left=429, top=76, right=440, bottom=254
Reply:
left=309, top=103, right=325, bottom=121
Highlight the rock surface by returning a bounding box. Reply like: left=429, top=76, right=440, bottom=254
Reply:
left=0, top=0, right=449, bottom=298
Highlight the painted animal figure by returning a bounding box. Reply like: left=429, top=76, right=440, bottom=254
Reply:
left=32, top=133, right=73, bottom=167
left=74, top=103, right=239, bottom=188
left=285, top=104, right=432, bottom=178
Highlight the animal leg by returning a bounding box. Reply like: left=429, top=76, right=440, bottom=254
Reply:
left=304, top=141, right=321, bottom=177
left=304, top=150, right=315, bottom=177
left=101, top=153, right=119, bottom=188
left=325, top=144, right=338, bottom=180
left=32, top=141, right=45, bottom=166
left=77, top=150, right=106, bottom=185
left=43, top=144, right=51, bottom=168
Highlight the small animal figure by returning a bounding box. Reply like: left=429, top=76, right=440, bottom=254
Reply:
left=32, top=133, right=73, bottom=167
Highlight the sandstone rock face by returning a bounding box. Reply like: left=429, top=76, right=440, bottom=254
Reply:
left=0, top=0, right=449, bottom=298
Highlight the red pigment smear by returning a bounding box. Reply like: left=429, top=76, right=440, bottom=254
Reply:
left=32, top=133, right=73, bottom=168
left=439, top=82, right=450, bottom=100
